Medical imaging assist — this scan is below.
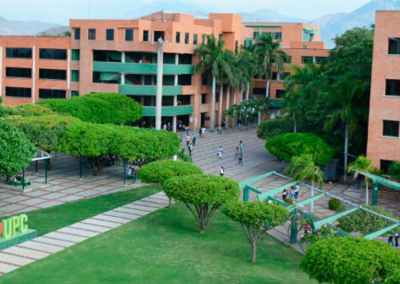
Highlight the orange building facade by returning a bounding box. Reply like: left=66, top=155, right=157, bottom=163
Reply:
left=367, top=11, right=400, bottom=170
left=0, top=12, right=328, bottom=129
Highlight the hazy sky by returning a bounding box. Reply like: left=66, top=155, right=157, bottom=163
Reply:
left=2, top=0, right=372, bottom=24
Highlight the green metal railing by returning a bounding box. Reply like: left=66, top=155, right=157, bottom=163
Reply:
left=118, top=85, right=182, bottom=96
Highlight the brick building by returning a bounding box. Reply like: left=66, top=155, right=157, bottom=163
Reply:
left=0, top=11, right=328, bottom=130
left=367, top=11, right=400, bottom=170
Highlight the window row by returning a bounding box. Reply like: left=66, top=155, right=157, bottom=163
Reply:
left=5, top=48, right=67, bottom=60
left=5, top=87, right=66, bottom=99
left=301, top=56, right=327, bottom=64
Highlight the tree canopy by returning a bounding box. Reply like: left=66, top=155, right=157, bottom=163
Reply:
left=0, top=121, right=36, bottom=177
left=266, top=133, right=335, bottom=165
left=38, top=93, right=142, bottom=124
left=300, top=237, right=400, bottom=284
left=163, top=174, right=240, bottom=233
left=223, top=201, right=288, bottom=262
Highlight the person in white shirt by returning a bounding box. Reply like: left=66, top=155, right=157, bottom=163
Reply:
left=218, top=146, right=224, bottom=159
left=220, top=166, right=224, bottom=176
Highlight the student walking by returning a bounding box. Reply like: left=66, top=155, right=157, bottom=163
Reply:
left=220, top=166, right=224, bottom=176
left=188, top=143, right=193, bottom=156
left=389, top=235, right=395, bottom=246
left=186, top=135, right=190, bottom=146
left=290, top=186, right=295, bottom=200
left=282, top=188, right=287, bottom=201
left=238, top=153, right=243, bottom=166
left=395, top=232, right=399, bottom=248
left=201, top=127, right=206, bottom=138
left=239, top=140, right=244, bottom=153
left=192, top=134, right=196, bottom=146
left=186, top=126, right=189, bottom=135
left=294, top=185, right=300, bottom=201
left=218, top=146, right=224, bottom=159
left=199, top=128, right=202, bottom=137
left=217, top=125, right=222, bottom=135
left=234, top=147, right=239, bottom=160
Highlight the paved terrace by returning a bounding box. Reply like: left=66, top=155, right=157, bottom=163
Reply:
left=0, top=127, right=399, bottom=218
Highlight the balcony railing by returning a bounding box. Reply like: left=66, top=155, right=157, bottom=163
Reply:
left=118, top=85, right=182, bottom=96
left=142, top=105, right=193, bottom=117
left=93, top=62, right=194, bottom=75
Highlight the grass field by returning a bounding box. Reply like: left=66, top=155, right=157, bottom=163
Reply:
left=26, top=185, right=161, bottom=236
left=0, top=198, right=314, bottom=284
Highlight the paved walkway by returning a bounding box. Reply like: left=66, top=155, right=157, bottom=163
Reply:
left=0, top=154, right=146, bottom=217
left=0, top=192, right=169, bottom=275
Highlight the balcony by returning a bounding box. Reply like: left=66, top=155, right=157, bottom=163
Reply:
left=93, top=62, right=194, bottom=75
left=118, top=85, right=182, bottom=96
left=142, top=105, right=193, bottom=117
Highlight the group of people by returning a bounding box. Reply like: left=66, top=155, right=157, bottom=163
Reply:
left=234, top=140, right=244, bottom=166
left=282, top=184, right=300, bottom=201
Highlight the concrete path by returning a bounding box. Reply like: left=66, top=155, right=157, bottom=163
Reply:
left=0, top=192, right=169, bottom=275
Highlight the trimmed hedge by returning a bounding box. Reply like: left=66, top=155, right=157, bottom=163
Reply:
left=266, top=132, right=335, bottom=165
left=257, top=117, right=293, bottom=140
left=328, top=198, right=341, bottom=211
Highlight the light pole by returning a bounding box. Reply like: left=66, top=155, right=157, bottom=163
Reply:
left=155, top=37, right=165, bottom=130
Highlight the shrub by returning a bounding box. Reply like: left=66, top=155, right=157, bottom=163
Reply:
left=328, top=198, right=342, bottom=211
left=385, top=270, right=400, bottom=284
left=301, top=237, right=400, bottom=284
left=338, top=205, right=400, bottom=237
left=257, top=117, right=293, bottom=140
left=163, top=174, right=240, bottom=233
left=266, top=133, right=335, bottom=165
left=388, top=161, right=400, bottom=182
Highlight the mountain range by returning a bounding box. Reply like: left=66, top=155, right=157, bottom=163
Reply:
left=2, top=0, right=400, bottom=48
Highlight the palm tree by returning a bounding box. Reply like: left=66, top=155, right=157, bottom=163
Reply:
left=324, top=74, right=365, bottom=182
left=283, top=63, right=320, bottom=133
left=347, top=155, right=376, bottom=205
left=285, top=153, right=324, bottom=214
left=195, top=35, right=231, bottom=131
left=253, top=33, right=288, bottom=98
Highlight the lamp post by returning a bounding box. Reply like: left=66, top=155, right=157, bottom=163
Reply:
left=156, top=38, right=165, bottom=130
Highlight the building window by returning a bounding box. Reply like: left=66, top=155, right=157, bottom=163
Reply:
left=383, top=120, right=399, bottom=137
left=71, top=91, right=79, bottom=97
left=72, top=49, right=80, bottom=61
left=201, top=94, right=207, bottom=104
left=381, top=160, right=394, bottom=173
left=178, top=75, right=192, bottom=86
left=301, top=56, right=313, bottom=64
left=154, top=31, right=164, bottom=41
left=235, top=40, right=238, bottom=54
left=88, top=29, right=96, bottom=40
left=39, top=89, right=66, bottom=99
left=271, top=32, right=282, bottom=41
left=39, top=49, right=67, bottom=60
left=219, top=34, right=222, bottom=42
left=39, top=69, right=67, bottom=80
left=176, top=32, right=181, bottom=44
left=106, top=29, right=114, bottom=41
left=388, top=38, right=400, bottom=55
left=386, top=79, right=400, bottom=96
left=185, top=33, right=189, bottom=44
left=5, top=87, right=31, bottom=98
left=71, top=70, right=80, bottom=82
left=143, top=30, right=149, bottom=42
left=276, top=90, right=285, bottom=98
left=6, top=67, right=32, bottom=78
left=315, top=57, right=327, bottom=64
left=193, top=34, right=198, bottom=45
left=74, top=28, right=81, bottom=40
left=125, top=29, right=134, bottom=41
left=253, top=88, right=267, bottom=95
left=253, top=32, right=259, bottom=39
left=5, top=48, right=32, bottom=59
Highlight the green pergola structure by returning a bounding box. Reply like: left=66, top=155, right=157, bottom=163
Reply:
left=358, top=171, right=400, bottom=206
left=240, top=171, right=400, bottom=244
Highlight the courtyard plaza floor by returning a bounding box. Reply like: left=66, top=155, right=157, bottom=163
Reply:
left=0, top=126, right=399, bottom=218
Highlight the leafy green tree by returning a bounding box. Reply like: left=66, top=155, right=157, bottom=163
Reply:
left=324, top=75, right=365, bottom=182
left=257, top=116, right=293, bottom=140
left=348, top=155, right=378, bottom=204
left=163, top=174, right=240, bottom=233
left=0, top=121, right=36, bottom=177
left=195, top=35, right=231, bottom=130
left=38, top=93, right=142, bottom=124
left=386, top=269, right=400, bottom=284
left=266, top=133, right=335, bottom=165
left=388, top=162, right=400, bottom=182
left=253, top=33, right=288, bottom=98
left=285, top=154, right=325, bottom=213
left=223, top=201, right=288, bottom=262
left=300, top=237, right=400, bottom=284
left=338, top=205, right=400, bottom=237
left=139, top=161, right=203, bottom=206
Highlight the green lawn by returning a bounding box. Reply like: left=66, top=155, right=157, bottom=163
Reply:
left=1, top=201, right=314, bottom=284
left=26, top=185, right=161, bottom=236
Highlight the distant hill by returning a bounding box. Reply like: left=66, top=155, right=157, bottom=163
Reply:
left=0, top=15, right=59, bottom=36
left=240, top=9, right=306, bottom=23
left=37, top=26, right=70, bottom=36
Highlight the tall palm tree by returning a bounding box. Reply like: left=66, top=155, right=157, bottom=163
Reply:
left=195, top=35, right=231, bottom=131
left=324, top=74, right=365, bottom=182
left=285, top=153, right=324, bottom=214
left=253, top=33, right=288, bottom=98
left=283, top=63, right=320, bottom=133
left=347, top=155, right=376, bottom=205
